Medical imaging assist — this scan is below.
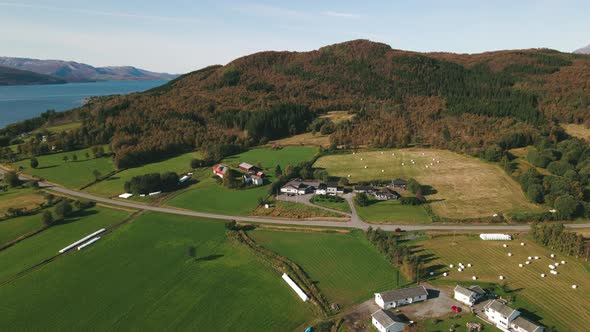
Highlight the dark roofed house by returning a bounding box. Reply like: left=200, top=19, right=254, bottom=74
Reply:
left=326, top=182, right=344, bottom=195
left=511, top=316, right=545, bottom=332
left=374, top=189, right=399, bottom=201
left=390, top=179, right=407, bottom=189
left=371, top=309, right=406, bottom=332
left=374, top=285, right=428, bottom=309
left=353, top=185, right=375, bottom=194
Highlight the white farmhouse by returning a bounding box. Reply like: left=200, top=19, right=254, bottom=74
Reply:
left=371, top=309, right=406, bottom=332
left=315, top=183, right=328, bottom=195
left=511, top=316, right=545, bottom=332
left=453, top=284, right=485, bottom=306
left=374, top=285, right=428, bottom=309
left=483, top=300, right=520, bottom=331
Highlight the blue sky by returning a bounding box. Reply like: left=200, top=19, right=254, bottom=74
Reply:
left=1, top=0, right=588, bottom=73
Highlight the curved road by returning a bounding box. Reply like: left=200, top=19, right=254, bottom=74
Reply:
left=2, top=168, right=589, bottom=231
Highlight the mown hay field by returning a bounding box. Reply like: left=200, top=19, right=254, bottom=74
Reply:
left=314, top=149, right=542, bottom=219
left=562, top=123, right=590, bottom=142
left=0, top=187, right=45, bottom=215
left=0, top=213, right=314, bottom=331
left=416, top=235, right=590, bottom=331
left=250, top=229, right=405, bottom=307
left=356, top=199, right=431, bottom=224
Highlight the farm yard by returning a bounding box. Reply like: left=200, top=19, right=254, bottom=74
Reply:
left=250, top=229, right=405, bottom=307
left=0, top=206, right=131, bottom=281
left=12, top=146, right=115, bottom=189
left=314, top=149, right=543, bottom=220
left=415, top=235, right=590, bottom=331
left=165, top=146, right=318, bottom=215
left=0, top=213, right=314, bottom=331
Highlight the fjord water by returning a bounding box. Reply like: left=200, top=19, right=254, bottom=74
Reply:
left=0, top=80, right=167, bottom=128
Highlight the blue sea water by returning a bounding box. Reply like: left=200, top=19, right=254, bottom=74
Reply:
left=0, top=80, right=167, bottom=128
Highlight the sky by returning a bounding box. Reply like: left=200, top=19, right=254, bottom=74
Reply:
left=1, top=0, right=589, bottom=73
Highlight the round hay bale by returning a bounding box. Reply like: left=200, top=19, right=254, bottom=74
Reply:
left=572, top=285, right=578, bottom=289
left=521, top=242, right=525, bottom=246
left=555, top=262, right=559, bottom=267
left=534, top=256, right=539, bottom=260
left=526, top=261, right=530, bottom=265
left=360, top=158, right=363, bottom=161
left=364, top=166, right=367, bottom=169
left=503, top=244, right=508, bottom=248
left=561, top=260, right=566, bottom=264
left=467, top=263, right=472, bottom=267
left=508, top=253, right=513, bottom=256
left=458, top=268, right=463, bottom=272
left=443, top=272, right=448, bottom=277
left=499, top=276, right=504, bottom=280
left=381, top=169, right=384, bottom=173
left=541, top=273, right=546, bottom=278
left=429, top=272, right=434, bottom=276
left=528, top=256, right=532, bottom=260
left=472, top=276, right=477, bottom=280
left=550, top=254, right=555, bottom=258
left=449, top=264, right=454, bottom=268
left=519, top=264, right=523, bottom=267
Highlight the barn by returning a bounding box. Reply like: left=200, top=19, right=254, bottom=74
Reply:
left=374, top=285, right=428, bottom=309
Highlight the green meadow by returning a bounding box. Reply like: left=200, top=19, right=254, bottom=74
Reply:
left=0, top=213, right=44, bottom=246
left=356, top=199, right=432, bottom=224
left=13, top=146, right=115, bottom=188
left=0, top=206, right=131, bottom=281
left=250, top=229, right=404, bottom=307
left=0, top=213, right=314, bottom=331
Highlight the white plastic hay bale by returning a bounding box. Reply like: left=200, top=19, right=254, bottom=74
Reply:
left=458, top=268, right=463, bottom=272
left=437, top=160, right=440, bottom=163
left=534, top=256, right=539, bottom=260
left=503, top=244, right=508, bottom=248
left=561, top=260, right=566, bottom=264
left=433, top=158, right=436, bottom=161
left=443, top=272, right=448, bottom=277
left=401, top=162, right=405, bottom=166
left=499, top=276, right=504, bottom=280
left=550, top=254, right=555, bottom=258
left=521, top=242, right=525, bottom=246
left=472, top=276, right=477, bottom=280
left=364, top=166, right=368, bottom=169
left=429, top=272, right=434, bottom=276
left=425, top=165, right=429, bottom=168
left=360, top=158, right=363, bottom=160
left=392, top=153, right=395, bottom=156
left=555, top=262, right=559, bottom=267
left=381, top=151, right=384, bottom=154
left=467, top=263, right=472, bottom=268
left=549, top=265, right=555, bottom=269
left=449, top=264, right=454, bottom=268
left=572, top=285, right=578, bottom=289
left=519, top=264, right=523, bottom=267
left=430, top=162, right=433, bottom=166
left=526, top=261, right=531, bottom=265
left=528, top=256, right=532, bottom=260
left=347, top=174, right=351, bottom=178
left=352, top=152, right=356, bottom=155
left=381, top=169, right=385, bottom=173
left=422, top=152, right=425, bottom=156
left=550, top=270, right=558, bottom=275
left=541, top=273, right=546, bottom=278
left=508, top=253, right=513, bottom=257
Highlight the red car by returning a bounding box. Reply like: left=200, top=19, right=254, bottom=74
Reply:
left=394, top=228, right=402, bottom=233
left=451, top=305, right=462, bottom=313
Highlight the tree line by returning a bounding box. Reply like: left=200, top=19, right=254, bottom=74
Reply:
left=366, top=227, right=422, bottom=281
left=530, top=222, right=587, bottom=258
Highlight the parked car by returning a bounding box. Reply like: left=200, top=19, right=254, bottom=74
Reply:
left=451, top=305, right=462, bottom=313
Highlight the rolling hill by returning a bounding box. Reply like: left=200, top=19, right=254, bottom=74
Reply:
left=0, top=65, right=66, bottom=85
left=574, top=44, right=590, bottom=54
left=0, top=57, right=177, bottom=82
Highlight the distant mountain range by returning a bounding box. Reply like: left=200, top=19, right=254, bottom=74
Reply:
left=573, top=44, right=590, bottom=54
left=0, top=57, right=178, bottom=84
left=0, top=65, right=67, bottom=85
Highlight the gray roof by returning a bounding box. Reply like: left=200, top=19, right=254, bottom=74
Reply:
left=484, top=300, right=519, bottom=317
left=377, top=286, right=428, bottom=302
left=372, top=309, right=405, bottom=329
left=454, top=285, right=486, bottom=297
left=512, top=317, right=543, bottom=332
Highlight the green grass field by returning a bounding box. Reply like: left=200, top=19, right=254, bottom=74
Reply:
left=314, top=149, right=542, bottom=220
left=251, top=200, right=345, bottom=219
left=0, top=206, right=131, bottom=281
left=85, top=151, right=202, bottom=197
left=0, top=212, right=44, bottom=246
left=356, top=199, right=431, bottom=224
left=12, top=147, right=115, bottom=188
left=250, top=229, right=405, bottom=307
left=166, top=147, right=318, bottom=215
left=0, top=213, right=314, bottom=331
left=417, top=235, right=590, bottom=331
left=310, top=195, right=351, bottom=213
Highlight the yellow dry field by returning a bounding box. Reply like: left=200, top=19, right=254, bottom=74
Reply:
left=314, top=149, right=543, bottom=219
left=0, top=189, right=45, bottom=215
left=319, top=111, right=355, bottom=124
left=417, top=235, right=590, bottom=331
left=269, top=132, right=331, bottom=147
left=562, top=123, right=590, bottom=141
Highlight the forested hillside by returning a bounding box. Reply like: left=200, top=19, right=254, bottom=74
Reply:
left=3, top=40, right=590, bottom=167
left=0, top=66, right=66, bottom=85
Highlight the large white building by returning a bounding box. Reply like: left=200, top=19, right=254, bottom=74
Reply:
left=374, top=285, right=428, bottom=309
left=484, top=300, right=521, bottom=331
left=511, top=317, right=545, bottom=332
left=371, top=309, right=406, bottom=332
left=453, top=284, right=486, bottom=306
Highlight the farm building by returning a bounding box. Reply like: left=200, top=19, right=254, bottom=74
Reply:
left=374, top=189, right=399, bottom=201
left=326, top=183, right=344, bottom=195
left=374, top=285, right=428, bottom=309
left=480, top=233, right=512, bottom=241
left=238, top=162, right=258, bottom=173
left=315, top=183, right=328, bottom=195
left=354, top=185, right=375, bottom=194
left=212, top=164, right=229, bottom=178
left=371, top=309, right=406, bottom=332
left=511, top=316, right=545, bottom=332
left=243, top=174, right=263, bottom=186
left=483, top=300, right=521, bottom=330
left=454, top=285, right=485, bottom=306
left=280, top=180, right=319, bottom=195
left=389, top=179, right=407, bottom=189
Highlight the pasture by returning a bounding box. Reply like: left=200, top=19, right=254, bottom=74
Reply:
left=250, top=229, right=404, bottom=307
left=0, top=187, right=45, bottom=215
left=310, top=195, right=351, bottom=213
left=0, top=213, right=313, bottom=331
left=355, top=199, right=431, bottom=224
left=166, top=147, right=318, bottom=215
left=314, top=149, right=542, bottom=219
left=13, top=146, right=115, bottom=188
left=85, top=151, right=201, bottom=197
left=0, top=206, right=130, bottom=281
left=416, top=235, right=590, bottom=331
left=251, top=200, right=345, bottom=219
left=269, top=132, right=331, bottom=147
left=0, top=212, right=44, bottom=246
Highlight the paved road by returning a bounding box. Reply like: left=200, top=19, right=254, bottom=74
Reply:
left=2, top=167, right=590, bottom=231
